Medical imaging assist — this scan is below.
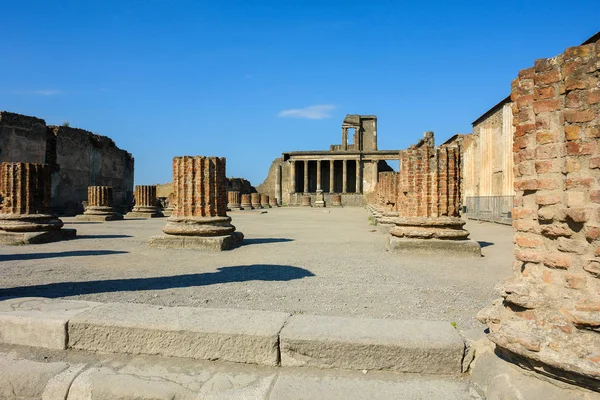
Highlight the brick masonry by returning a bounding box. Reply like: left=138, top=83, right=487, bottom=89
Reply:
left=478, top=38, right=600, bottom=389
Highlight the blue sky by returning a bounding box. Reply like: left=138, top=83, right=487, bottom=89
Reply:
left=2, top=1, right=598, bottom=186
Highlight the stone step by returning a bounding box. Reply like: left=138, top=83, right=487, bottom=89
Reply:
left=0, top=345, right=482, bottom=400
left=0, top=297, right=466, bottom=374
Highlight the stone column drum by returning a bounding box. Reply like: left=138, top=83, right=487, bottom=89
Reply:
left=126, top=185, right=161, bottom=218
left=240, top=194, right=253, bottom=210
left=314, top=190, right=326, bottom=208
left=227, top=191, right=243, bottom=210
left=251, top=193, right=262, bottom=209
left=149, top=156, right=243, bottom=250
left=260, top=194, right=271, bottom=209
left=0, top=162, right=76, bottom=244
left=269, top=196, right=279, bottom=207
left=331, top=194, right=342, bottom=207
left=76, top=186, right=123, bottom=221
left=162, top=193, right=175, bottom=217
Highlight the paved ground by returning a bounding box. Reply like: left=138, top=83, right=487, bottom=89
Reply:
left=0, top=343, right=482, bottom=399
left=0, top=207, right=513, bottom=329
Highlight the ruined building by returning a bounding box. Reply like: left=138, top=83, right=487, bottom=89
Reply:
left=258, top=115, right=398, bottom=206
left=478, top=35, right=600, bottom=392
left=0, top=111, right=134, bottom=214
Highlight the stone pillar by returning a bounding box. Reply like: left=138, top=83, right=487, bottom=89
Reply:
left=276, top=164, right=282, bottom=205
left=477, top=40, right=600, bottom=392
left=77, top=186, right=123, bottom=221
left=126, top=185, right=161, bottom=218
left=303, top=160, right=309, bottom=194
left=329, top=160, right=334, bottom=193
left=316, top=160, right=322, bottom=191
left=240, top=194, right=253, bottom=209
left=388, top=133, right=479, bottom=256
left=251, top=193, right=262, bottom=209
left=355, top=159, right=361, bottom=194
left=0, top=162, right=75, bottom=244
left=227, top=191, right=243, bottom=210
left=150, top=156, right=243, bottom=250
left=269, top=196, right=279, bottom=207
left=342, top=160, right=347, bottom=193
left=162, top=193, right=175, bottom=216
left=342, top=128, right=348, bottom=150
left=260, top=194, right=271, bottom=209
left=315, top=190, right=326, bottom=208
left=290, top=160, right=296, bottom=194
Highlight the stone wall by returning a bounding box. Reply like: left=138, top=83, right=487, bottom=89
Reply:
left=0, top=111, right=134, bottom=214
left=48, top=126, right=134, bottom=213
left=0, top=112, right=47, bottom=164
left=478, top=38, right=600, bottom=389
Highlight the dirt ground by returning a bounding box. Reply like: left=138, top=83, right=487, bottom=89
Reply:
left=0, top=207, right=514, bottom=329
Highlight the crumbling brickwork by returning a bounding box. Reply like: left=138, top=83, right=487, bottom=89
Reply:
left=375, top=172, right=400, bottom=212
left=478, top=39, right=600, bottom=389
left=397, top=132, right=461, bottom=219
left=0, top=112, right=47, bottom=165
left=0, top=162, right=63, bottom=232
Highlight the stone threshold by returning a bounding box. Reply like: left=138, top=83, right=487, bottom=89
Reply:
left=0, top=297, right=465, bottom=375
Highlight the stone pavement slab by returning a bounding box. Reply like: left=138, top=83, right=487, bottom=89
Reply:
left=280, top=314, right=465, bottom=374
left=0, top=297, right=100, bottom=349
left=68, top=301, right=290, bottom=366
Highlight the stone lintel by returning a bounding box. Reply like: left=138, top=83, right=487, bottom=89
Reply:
left=148, top=231, right=244, bottom=250
left=0, top=228, right=77, bottom=245
left=387, top=237, right=482, bottom=257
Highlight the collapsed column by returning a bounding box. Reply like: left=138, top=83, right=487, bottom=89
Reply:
left=0, top=162, right=76, bottom=244
left=76, top=186, right=123, bottom=221
left=126, top=185, right=161, bottom=218
left=149, top=156, right=243, bottom=250
left=251, top=193, right=262, bottom=209
left=227, top=191, right=243, bottom=210
left=260, top=194, right=271, bottom=209
left=240, top=193, right=253, bottom=210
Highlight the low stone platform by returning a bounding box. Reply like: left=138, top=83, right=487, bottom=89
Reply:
left=387, top=237, right=482, bottom=257
left=125, top=211, right=163, bottom=218
left=0, top=297, right=466, bottom=374
left=0, top=228, right=77, bottom=245
left=75, top=214, right=123, bottom=222
left=148, top=231, right=244, bottom=250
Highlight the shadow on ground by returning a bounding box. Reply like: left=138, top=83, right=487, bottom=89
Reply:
left=0, top=250, right=129, bottom=261
left=242, top=238, right=294, bottom=246
left=0, top=264, right=315, bottom=299
left=77, top=235, right=133, bottom=240
left=478, top=241, right=494, bottom=248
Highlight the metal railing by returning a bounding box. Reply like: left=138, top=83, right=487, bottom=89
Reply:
left=464, top=196, right=514, bottom=225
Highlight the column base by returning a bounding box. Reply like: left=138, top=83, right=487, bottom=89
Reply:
left=149, top=231, right=244, bottom=251
left=76, top=213, right=123, bottom=222
left=125, top=211, right=163, bottom=218
left=161, top=208, right=174, bottom=217
left=0, top=228, right=77, bottom=245
left=387, top=236, right=481, bottom=256
left=227, top=204, right=244, bottom=211
left=240, top=204, right=254, bottom=210
left=314, top=201, right=326, bottom=208
left=261, top=204, right=272, bottom=209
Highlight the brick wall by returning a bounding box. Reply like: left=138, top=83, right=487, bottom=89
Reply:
left=480, top=38, right=600, bottom=387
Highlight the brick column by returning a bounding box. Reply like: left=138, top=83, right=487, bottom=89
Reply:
left=260, top=194, right=271, bottom=208
left=227, top=191, right=243, bottom=210
left=0, top=162, right=63, bottom=232
left=478, top=40, right=600, bottom=390
left=303, top=160, right=309, bottom=193
left=251, top=193, right=262, bottom=209
left=316, top=160, right=322, bottom=191
left=79, top=186, right=123, bottom=221
left=329, top=160, right=334, bottom=193
left=127, top=185, right=160, bottom=218
left=342, top=160, right=347, bottom=193
left=240, top=194, right=253, bottom=209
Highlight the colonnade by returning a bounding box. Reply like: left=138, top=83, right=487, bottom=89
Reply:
left=289, top=159, right=362, bottom=194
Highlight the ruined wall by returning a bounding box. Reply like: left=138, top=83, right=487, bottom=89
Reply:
left=0, top=112, right=47, bottom=164
left=371, top=171, right=400, bottom=211
left=257, top=157, right=291, bottom=205
left=397, top=132, right=461, bottom=218
left=465, top=104, right=515, bottom=198
left=479, top=39, right=600, bottom=389
left=158, top=177, right=257, bottom=202
left=48, top=126, right=134, bottom=213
